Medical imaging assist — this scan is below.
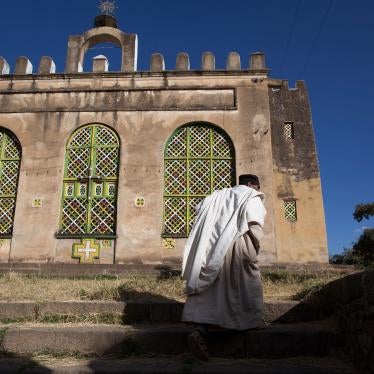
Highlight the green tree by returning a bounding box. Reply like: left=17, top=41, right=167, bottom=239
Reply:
left=330, top=248, right=360, bottom=265
left=352, top=228, right=374, bottom=267
left=353, top=202, right=374, bottom=222
left=352, top=202, right=374, bottom=266
left=330, top=202, right=374, bottom=267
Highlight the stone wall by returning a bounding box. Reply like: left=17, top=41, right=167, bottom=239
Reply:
left=0, top=72, right=279, bottom=264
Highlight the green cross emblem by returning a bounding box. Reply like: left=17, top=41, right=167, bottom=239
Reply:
left=72, top=238, right=100, bottom=263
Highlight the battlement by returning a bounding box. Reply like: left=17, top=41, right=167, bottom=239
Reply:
left=0, top=51, right=268, bottom=77
left=269, top=79, right=308, bottom=93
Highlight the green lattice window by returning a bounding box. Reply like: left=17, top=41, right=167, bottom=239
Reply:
left=0, top=129, right=21, bottom=237
left=58, top=124, right=119, bottom=238
left=284, top=200, right=297, bottom=221
left=163, top=123, right=235, bottom=237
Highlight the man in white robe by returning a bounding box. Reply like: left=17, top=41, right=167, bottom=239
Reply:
left=181, top=174, right=266, bottom=360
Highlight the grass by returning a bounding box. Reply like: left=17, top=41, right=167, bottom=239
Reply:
left=261, top=269, right=342, bottom=300
left=0, top=272, right=186, bottom=303
left=0, top=313, right=123, bottom=325
left=0, top=270, right=345, bottom=303
left=0, top=327, right=7, bottom=346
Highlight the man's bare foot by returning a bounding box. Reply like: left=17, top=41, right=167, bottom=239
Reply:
left=255, top=319, right=269, bottom=330
left=245, top=319, right=269, bottom=331
left=187, top=330, right=209, bottom=361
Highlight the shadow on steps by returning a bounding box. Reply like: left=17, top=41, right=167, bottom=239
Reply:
left=0, top=352, right=52, bottom=373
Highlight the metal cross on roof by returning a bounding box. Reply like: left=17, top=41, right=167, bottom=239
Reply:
left=98, top=0, right=118, bottom=16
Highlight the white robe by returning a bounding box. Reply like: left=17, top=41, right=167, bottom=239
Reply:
left=182, top=185, right=266, bottom=295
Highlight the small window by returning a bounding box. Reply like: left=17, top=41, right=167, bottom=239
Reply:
left=107, top=182, right=116, bottom=197
left=78, top=183, right=87, bottom=197
left=283, top=122, right=294, bottom=140
left=94, top=182, right=103, bottom=197
left=65, top=183, right=74, bottom=197
left=284, top=200, right=297, bottom=221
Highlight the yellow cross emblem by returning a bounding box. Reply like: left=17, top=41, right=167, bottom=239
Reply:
left=72, top=239, right=100, bottom=263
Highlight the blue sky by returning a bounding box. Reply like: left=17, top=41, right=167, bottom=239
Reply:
left=0, top=0, right=373, bottom=255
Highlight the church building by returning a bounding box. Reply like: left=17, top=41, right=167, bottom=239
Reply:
left=0, top=9, right=328, bottom=265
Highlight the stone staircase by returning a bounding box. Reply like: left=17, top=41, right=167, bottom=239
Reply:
left=0, top=300, right=358, bottom=373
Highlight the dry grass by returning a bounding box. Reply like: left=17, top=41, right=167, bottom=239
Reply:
left=0, top=272, right=186, bottom=303
left=261, top=269, right=341, bottom=300
left=0, top=270, right=343, bottom=303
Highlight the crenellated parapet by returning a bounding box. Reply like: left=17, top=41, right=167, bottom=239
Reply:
left=148, top=51, right=267, bottom=72
left=0, top=50, right=268, bottom=77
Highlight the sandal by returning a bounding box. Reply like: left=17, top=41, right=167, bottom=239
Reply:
left=187, top=330, right=209, bottom=361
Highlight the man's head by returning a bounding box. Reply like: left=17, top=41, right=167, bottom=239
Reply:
left=239, top=174, right=260, bottom=191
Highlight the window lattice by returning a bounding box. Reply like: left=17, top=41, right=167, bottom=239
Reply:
left=163, top=124, right=235, bottom=237
left=284, top=200, right=297, bottom=221
left=283, top=122, right=295, bottom=140
left=59, top=125, right=119, bottom=236
left=0, top=130, right=21, bottom=236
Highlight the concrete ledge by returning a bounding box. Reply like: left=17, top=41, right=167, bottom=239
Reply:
left=0, top=300, right=298, bottom=323
left=0, top=89, right=236, bottom=113
left=0, top=263, right=177, bottom=276
left=0, top=301, right=126, bottom=319
left=40, top=300, right=125, bottom=315
left=0, top=302, right=36, bottom=320
left=0, top=321, right=343, bottom=358
left=0, top=263, right=356, bottom=277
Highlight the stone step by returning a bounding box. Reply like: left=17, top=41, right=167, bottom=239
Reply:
left=0, top=320, right=344, bottom=359
left=0, top=300, right=298, bottom=324
left=0, top=263, right=171, bottom=276
left=0, top=355, right=357, bottom=373
left=0, top=262, right=356, bottom=277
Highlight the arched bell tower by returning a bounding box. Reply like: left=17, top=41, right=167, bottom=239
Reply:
left=65, top=2, right=138, bottom=73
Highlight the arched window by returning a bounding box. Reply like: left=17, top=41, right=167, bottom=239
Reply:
left=58, top=124, right=119, bottom=237
left=0, top=129, right=21, bottom=237
left=163, top=123, right=235, bottom=237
